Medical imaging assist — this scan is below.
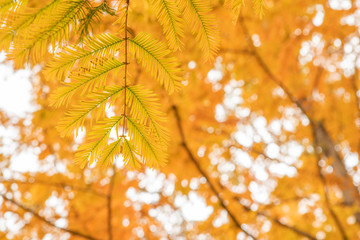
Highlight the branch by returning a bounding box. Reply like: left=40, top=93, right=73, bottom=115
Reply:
left=172, top=105, right=258, bottom=239
left=172, top=105, right=319, bottom=239
left=313, top=131, right=348, bottom=240
left=107, top=168, right=116, bottom=240
left=238, top=15, right=359, bottom=205
left=228, top=141, right=292, bottom=166
left=238, top=16, right=312, bottom=122
left=0, top=193, right=99, bottom=240
left=350, top=66, right=360, bottom=153
left=313, top=123, right=358, bottom=205
left=219, top=48, right=253, bottom=55
left=261, top=196, right=309, bottom=210
left=0, top=178, right=106, bottom=198
left=234, top=197, right=317, bottom=240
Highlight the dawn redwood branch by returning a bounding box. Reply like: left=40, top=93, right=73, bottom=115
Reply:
left=238, top=16, right=312, bottom=123
left=107, top=167, right=116, bottom=240
left=261, top=196, right=309, bottom=210
left=172, top=105, right=258, bottom=240
left=350, top=66, right=360, bottom=154
left=0, top=193, right=99, bottom=240
left=228, top=142, right=292, bottom=166
left=215, top=176, right=318, bottom=239
left=313, top=131, right=349, bottom=240
left=172, top=104, right=319, bottom=239
left=219, top=48, right=254, bottom=55
left=0, top=178, right=106, bottom=198
left=313, top=123, right=358, bottom=205
left=233, top=196, right=317, bottom=240
left=238, top=15, right=359, bottom=205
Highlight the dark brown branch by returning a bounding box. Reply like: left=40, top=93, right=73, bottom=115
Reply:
left=228, top=141, right=292, bottom=166
left=234, top=196, right=317, bottom=240
left=0, top=193, right=99, bottom=240
left=238, top=16, right=312, bottom=123
left=256, top=210, right=316, bottom=240
left=107, top=168, right=116, bottom=240
left=311, top=66, right=324, bottom=93
left=313, top=131, right=348, bottom=240
left=218, top=176, right=317, bottom=240
left=0, top=179, right=106, bottom=198
left=172, top=105, right=258, bottom=239
left=219, top=48, right=254, bottom=55
left=238, top=15, right=359, bottom=206
left=172, top=104, right=319, bottom=239
left=313, top=123, right=358, bottom=205
left=261, top=196, right=309, bottom=210
left=350, top=66, right=360, bottom=154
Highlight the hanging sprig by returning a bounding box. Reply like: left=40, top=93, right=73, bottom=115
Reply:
left=225, top=0, right=266, bottom=21
left=0, top=0, right=227, bottom=169
left=55, top=0, right=171, bottom=168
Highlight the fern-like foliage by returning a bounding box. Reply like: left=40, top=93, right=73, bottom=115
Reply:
left=49, top=59, right=124, bottom=107
left=252, top=0, right=265, bottom=17
left=78, top=1, right=116, bottom=40
left=98, top=138, right=124, bottom=167
left=225, top=0, right=266, bottom=20
left=127, top=85, right=169, bottom=144
left=225, top=0, right=244, bottom=22
left=1, top=0, right=240, bottom=168
left=121, top=138, right=142, bottom=169
left=57, top=86, right=124, bottom=137
left=0, top=0, right=61, bottom=50
left=129, top=32, right=182, bottom=94
left=150, top=0, right=184, bottom=50
left=125, top=116, right=167, bottom=167
left=0, top=0, right=16, bottom=14
left=177, top=0, right=220, bottom=60
left=148, top=0, right=220, bottom=59
left=57, top=83, right=170, bottom=167
left=8, top=0, right=88, bottom=67
left=44, top=33, right=124, bottom=80
left=45, top=25, right=178, bottom=167
left=75, top=116, right=123, bottom=167
left=96, top=137, right=141, bottom=169
left=0, top=0, right=26, bottom=18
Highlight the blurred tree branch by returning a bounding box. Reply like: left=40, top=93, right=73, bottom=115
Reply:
left=313, top=131, right=348, bottom=240
left=0, top=193, right=99, bottom=240
left=0, top=178, right=106, bottom=198
left=172, top=104, right=318, bottom=239
left=172, top=104, right=258, bottom=239
left=238, top=14, right=359, bottom=208
left=107, top=167, right=116, bottom=240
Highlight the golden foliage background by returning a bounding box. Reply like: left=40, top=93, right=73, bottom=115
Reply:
left=1, top=0, right=360, bottom=239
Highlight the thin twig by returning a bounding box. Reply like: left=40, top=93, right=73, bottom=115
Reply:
left=172, top=105, right=258, bottom=239
left=0, top=178, right=106, bottom=198
left=238, top=16, right=312, bottom=123
left=219, top=48, right=254, bottom=55
left=107, top=167, right=116, bottom=240
left=172, top=104, right=320, bottom=239
left=350, top=65, right=360, bottom=153
left=0, top=193, right=99, bottom=240
left=234, top=196, right=317, bottom=240
left=313, top=131, right=348, bottom=240
left=238, top=15, right=359, bottom=205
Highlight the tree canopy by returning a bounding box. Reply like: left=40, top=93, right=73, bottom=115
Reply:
left=1, top=0, right=360, bottom=239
